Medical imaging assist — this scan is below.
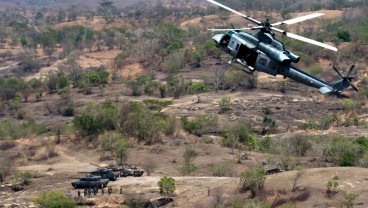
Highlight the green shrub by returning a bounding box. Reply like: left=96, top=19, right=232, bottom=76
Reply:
left=259, top=136, right=273, bottom=153
left=211, top=161, right=233, bottom=177
left=219, top=96, right=231, bottom=113
left=299, top=119, right=319, bottom=130
left=262, top=106, right=271, bottom=115
left=73, top=99, right=119, bottom=138
left=324, top=136, right=363, bottom=166
left=0, top=119, right=49, bottom=140
left=17, top=110, right=26, bottom=120
left=336, top=30, right=351, bottom=42
left=239, top=165, right=266, bottom=197
left=180, top=146, right=198, bottom=176
left=11, top=171, right=33, bottom=185
left=307, top=64, right=323, bottom=75
left=143, top=99, right=172, bottom=111
left=262, top=116, right=278, bottom=134
left=181, top=114, right=218, bottom=136
left=189, top=82, right=207, bottom=95
left=61, top=105, right=74, bottom=117
left=342, top=191, right=358, bottom=208
left=278, top=80, right=288, bottom=93
left=121, top=101, right=167, bottom=144
left=126, top=80, right=143, bottom=96
left=158, top=176, right=176, bottom=198
left=164, top=116, right=177, bottom=136
left=343, top=99, right=361, bottom=114
left=35, top=190, right=75, bottom=208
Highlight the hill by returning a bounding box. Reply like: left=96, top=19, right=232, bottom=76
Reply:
left=0, top=0, right=367, bottom=207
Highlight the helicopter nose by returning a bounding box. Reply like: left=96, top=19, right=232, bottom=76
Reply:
left=212, top=34, right=224, bottom=44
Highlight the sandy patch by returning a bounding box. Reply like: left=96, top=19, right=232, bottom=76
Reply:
left=120, top=63, right=144, bottom=79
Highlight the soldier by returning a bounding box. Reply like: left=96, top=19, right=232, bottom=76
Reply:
left=120, top=186, right=123, bottom=194
left=207, top=187, right=210, bottom=196
left=78, top=190, right=81, bottom=197
left=108, top=186, right=112, bottom=195
left=84, top=189, right=87, bottom=197
left=101, top=187, right=104, bottom=195
left=88, top=188, right=92, bottom=197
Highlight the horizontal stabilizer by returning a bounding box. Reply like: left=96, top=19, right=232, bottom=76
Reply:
left=319, top=86, right=333, bottom=94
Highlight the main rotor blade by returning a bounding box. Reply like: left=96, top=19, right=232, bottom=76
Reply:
left=208, top=27, right=253, bottom=31
left=350, top=83, right=359, bottom=92
left=333, top=66, right=344, bottom=78
left=271, top=13, right=324, bottom=26
left=206, top=0, right=261, bottom=25
left=346, top=65, right=355, bottom=77
left=282, top=30, right=338, bottom=51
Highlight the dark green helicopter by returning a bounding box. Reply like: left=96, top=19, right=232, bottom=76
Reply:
left=207, top=0, right=358, bottom=97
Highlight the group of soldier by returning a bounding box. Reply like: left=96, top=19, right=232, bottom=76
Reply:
left=77, top=186, right=114, bottom=197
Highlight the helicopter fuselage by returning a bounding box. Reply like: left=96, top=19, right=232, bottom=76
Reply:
left=212, top=30, right=345, bottom=93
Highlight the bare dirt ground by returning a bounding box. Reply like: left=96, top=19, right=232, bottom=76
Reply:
left=2, top=137, right=368, bottom=207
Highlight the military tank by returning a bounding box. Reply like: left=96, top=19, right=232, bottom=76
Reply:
left=262, top=160, right=289, bottom=175
left=90, top=162, right=144, bottom=177
left=90, top=168, right=120, bottom=181
left=71, top=175, right=109, bottom=189
left=121, top=163, right=144, bottom=177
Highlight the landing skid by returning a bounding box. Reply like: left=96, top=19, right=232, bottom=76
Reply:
left=227, top=58, right=256, bottom=76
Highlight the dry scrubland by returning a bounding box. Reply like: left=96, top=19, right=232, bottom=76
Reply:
left=0, top=0, right=368, bottom=207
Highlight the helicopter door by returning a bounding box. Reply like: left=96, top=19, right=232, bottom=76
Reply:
left=255, top=53, right=278, bottom=76
left=227, top=37, right=240, bottom=57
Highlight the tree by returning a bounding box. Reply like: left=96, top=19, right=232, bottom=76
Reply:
left=239, top=165, right=266, bottom=197
left=99, top=131, right=119, bottom=160
left=62, top=58, right=83, bottom=88
left=46, top=72, right=58, bottom=93
left=97, top=0, right=117, bottom=23
left=289, top=136, right=312, bottom=157
left=67, top=5, right=78, bottom=22
left=57, top=10, right=66, bottom=22
left=228, top=122, right=256, bottom=156
left=158, top=176, right=176, bottom=198
left=39, top=29, right=58, bottom=58
left=114, top=139, right=131, bottom=165
left=35, top=11, right=44, bottom=25
left=180, top=146, right=198, bottom=176
left=0, top=159, right=13, bottom=183
left=35, top=190, right=75, bottom=208
left=143, top=161, right=156, bottom=176
left=73, top=113, right=99, bottom=138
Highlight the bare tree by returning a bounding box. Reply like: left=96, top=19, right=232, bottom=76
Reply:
left=143, top=161, right=156, bottom=176
left=0, top=158, right=14, bottom=182
left=292, top=165, right=304, bottom=192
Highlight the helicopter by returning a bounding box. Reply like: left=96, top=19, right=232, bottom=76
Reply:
left=206, top=0, right=358, bottom=97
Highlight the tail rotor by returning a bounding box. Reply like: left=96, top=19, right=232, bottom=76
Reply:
left=332, top=65, right=359, bottom=93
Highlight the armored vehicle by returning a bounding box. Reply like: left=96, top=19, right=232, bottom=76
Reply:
left=121, top=163, right=144, bottom=177
left=71, top=175, right=109, bottom=189
left=90, top=168, right=119, bottom=181
left=262, top=160, right=289, bottom=175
